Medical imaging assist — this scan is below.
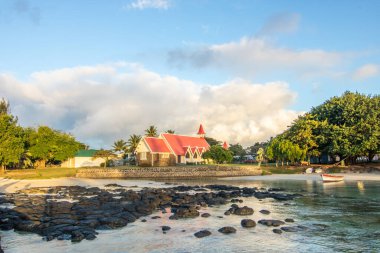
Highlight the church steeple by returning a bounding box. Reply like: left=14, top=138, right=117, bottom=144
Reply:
left=197, top=124, right=205, bottom=138
left=222, top=141, right=228, bottom=150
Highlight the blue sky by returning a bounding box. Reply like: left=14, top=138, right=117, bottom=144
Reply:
left=0, top=0, right=379, bottom=147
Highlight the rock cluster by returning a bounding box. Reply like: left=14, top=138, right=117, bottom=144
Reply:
left=0, top=184, right=301, bottom=243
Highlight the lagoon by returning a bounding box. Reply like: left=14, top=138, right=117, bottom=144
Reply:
left=1, top=175, right=379, bottom=253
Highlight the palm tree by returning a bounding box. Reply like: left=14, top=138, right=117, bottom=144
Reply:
left=113, top=139, right=127, bottom=153
left=165, top=129, right=175, bottom=134
left=256, top=148, right=264, bottom=167
left=145, top=125, right=158, bottom=137
left=128, top=134, right=142, bottom=154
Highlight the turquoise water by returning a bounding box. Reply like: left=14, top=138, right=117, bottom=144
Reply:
left=1, top=178, right=380, bottom=253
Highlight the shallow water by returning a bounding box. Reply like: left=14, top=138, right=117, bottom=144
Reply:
left=1, top=178, right=380, bottom=253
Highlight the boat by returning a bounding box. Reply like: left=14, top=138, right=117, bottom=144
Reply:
left=321, top=174, right=344, bottom=182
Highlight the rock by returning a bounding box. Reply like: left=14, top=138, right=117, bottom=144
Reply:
left=241, top=219, right=256, bottom=228
left=281, top=225, right=308, bottom=232
left=259, top=210, right=270, bottom=215
left=194, top=230, right=212, bottom=238
left=172, top=206, right=199, bottom=219
left=217, top=216, right=224, bottom=219
left=151, top=216, right=161, bottom=219
left=273, top=229, right=282, bottom=234
left=231, top=199, right=243, bottom=203
left=71, top=231, right=85, bottom=242
left=104, top=184, right=123, bottom=188
left=224, top=211, right=231, bottom=215
left=0, top=236, right=3, bottom=253
left=201, top=213, right=211, bottom=218
left=258, top=219, right=285, bottom=227
left=218, top=226, right=237, bottom=234
left=233, top=206, right=254, bottom=215
left=141, top=219, right=147, bottom=222
left=285, top=218, right=294, bottom=223
left=161, top=226, right=171, bottom=232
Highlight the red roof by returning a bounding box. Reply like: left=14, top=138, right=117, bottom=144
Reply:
left=144, top=137, right=171, bottom=153
left=222, top=141, right=229, bottom=150
left=197, top=124, right=205, bottom=135
left=162, top=134, right=210, bottom=156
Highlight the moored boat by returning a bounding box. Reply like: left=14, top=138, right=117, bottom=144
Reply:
left=321, top=173, right=344, bottom=182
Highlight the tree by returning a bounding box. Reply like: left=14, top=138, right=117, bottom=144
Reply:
left=266, top=136, right=305, bottom=166
left=0, top=98, right=10, bottom=115
left=247, top=142, right=269, bottom=155
left=204, top=136, right=221, bottom=146
left=92, top=149, right=115, bottom=168
left=113, top=139, right=128, bottom=157
left=28, top=126, right=84, bottom=168
left=128, top=134, right=142, bottom=154
left=229, top=143, right=246, bottom=157
left=0, top=114, right=24, bottom=171
left=165, top=129, right=175, bottom=134
left=202, top=145, right=233, bottom=164
left=256, top=148, right=264, bottom=167
left=145, top=125, right=158, bottom=137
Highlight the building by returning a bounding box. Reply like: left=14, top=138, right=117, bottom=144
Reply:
left=61, top=149, right=106, bottom=168
left=135, top=124, right=210, bottom=167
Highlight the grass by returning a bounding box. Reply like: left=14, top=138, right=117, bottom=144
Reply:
left=0, top=167, right=77, bottom=180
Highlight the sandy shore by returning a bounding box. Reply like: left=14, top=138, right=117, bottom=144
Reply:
left=1, top=173, right=379, bottom=193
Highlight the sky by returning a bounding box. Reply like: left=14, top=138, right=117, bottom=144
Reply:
left=0, top=0, right=379, bottom=148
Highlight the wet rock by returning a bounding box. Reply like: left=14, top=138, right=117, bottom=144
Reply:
left=258, top=219, right=285, bottom=227
left=71, top=231, right=85, bottom=242
left=104, top=184, right=123, bottom=188
left=241, top=219, right=256, bottom=228
left=224, top=211, right=231, bottom=215
left=259, top=210, right=270, bottom=215
left=151, top=216, right=161, bottom=219
left=201, top=213, right=211, bottom=218
left=231, top=199, right=243, bottom=203
left=194, top=230, right=212, bottom=238
left=141, top=219, right=147, bottom=222
left=218, top=226, right=237, bottom=234
left=232, top=206, right=254, bottom=215
left=171, top=206, right=199, bottom=219
left=281, top=225, right=308, bottom=232
left=273, top=229, right=282, bottom=234
left=285, top=218, right=294, bottom=223
left=161, top=226, right=171, bottom=232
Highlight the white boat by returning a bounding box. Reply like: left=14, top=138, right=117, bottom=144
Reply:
left=321, top=173, right=344, bottom=182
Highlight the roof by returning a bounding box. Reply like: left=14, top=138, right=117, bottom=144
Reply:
left=197, top=124, right=205, bottom=135
left=75, top=149, right=98, bottom=157
left=162, top=133, right=210, bottom=156
left=144, top=137, right=171, bottom=153
left=222, top=141, right=229, bottom=150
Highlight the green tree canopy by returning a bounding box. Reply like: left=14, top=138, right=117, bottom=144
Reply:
left=0, top=114, right=24, bottom=170
left=128, top=134, right=142, bottom=154
left=202, top=145, right=233, bottom=164
left=165, top=129, right=175, bottom=134
left=92, top=149, right=115, bottom=168
left=145, top=125, right=158, bottom=137
left=229, top=143, right=246, bottom=157
left=204, top=136, right=221, bottom=146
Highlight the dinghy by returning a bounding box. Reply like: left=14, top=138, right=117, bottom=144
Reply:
left=321, top=174, right=344, bottom=182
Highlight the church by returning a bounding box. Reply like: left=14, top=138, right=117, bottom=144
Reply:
left=135, top=124, right=210, bottom=167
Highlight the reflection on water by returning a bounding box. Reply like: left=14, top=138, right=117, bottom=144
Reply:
left=1, top=178, right=380, bottom=253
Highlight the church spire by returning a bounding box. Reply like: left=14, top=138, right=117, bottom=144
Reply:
left=197, top=124, right=205, bottom=138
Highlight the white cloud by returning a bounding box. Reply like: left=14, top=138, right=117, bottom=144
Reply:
left=0, top=63, right=300, bottom=148
left=168, top=37, right=343, bottom=78
left=125, top=0, right=170, bottom=10
left=352, top=64, right=380, bottom=80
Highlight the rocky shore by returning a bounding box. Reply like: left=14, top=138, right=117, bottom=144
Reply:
left=0, top=183, right=311, bottom=247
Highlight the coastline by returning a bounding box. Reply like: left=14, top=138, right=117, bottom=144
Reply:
left=1, top=173, right=380, bottom=194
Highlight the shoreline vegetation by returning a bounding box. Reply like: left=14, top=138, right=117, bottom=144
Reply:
left=1, top=162, right=379, bottom=180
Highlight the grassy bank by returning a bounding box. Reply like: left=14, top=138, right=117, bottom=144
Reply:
left=0, top=167, right=77, bottom=180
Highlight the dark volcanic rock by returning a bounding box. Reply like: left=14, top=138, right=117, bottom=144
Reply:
left=218, top=226, right=237, bottom=234
left=258, top=219, right=285, bottom=227
left=194, top=230, right=212, bottom=238
left=201, top=213, right=211, bottom=218
left=241, top=219, right=256, bottom=228
left=259, top=210, right=270, bottom=215
left=273, top=229, right=282, bottom=234
left=232, top=206, right=254, bottom=215
left=281, top=225, right=308, bottom=232
left=0, top=183, right=300, bottom=244
left=161, top=226, right=171, bottom=232
left=285, top=218, right=295, bottom=223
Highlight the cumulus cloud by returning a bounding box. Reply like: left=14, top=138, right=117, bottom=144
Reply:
left=258, top=12, right=300, bottom=36
left=125, top=0, right=170, bottom=10
left=168, top=37, right=343, bottom=78
left=0, top=63, right=300, bottom=148
left=352, top=64, right=380, bottom=80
